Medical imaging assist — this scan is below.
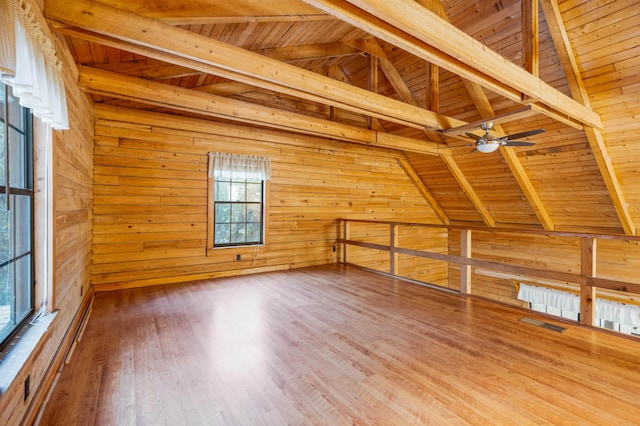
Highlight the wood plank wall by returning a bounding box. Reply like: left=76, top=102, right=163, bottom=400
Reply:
left=0, top=36, right=95, bottom=425
left=91, top=105, right=444, bottom=290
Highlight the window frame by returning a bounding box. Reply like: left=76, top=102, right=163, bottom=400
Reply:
left=207, top=175, right=267, bottom=250
left=0, top=83, right=35, bottom=348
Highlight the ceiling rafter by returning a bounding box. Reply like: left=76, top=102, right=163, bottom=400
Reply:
left=441, top=154, right=497, bottom=228
left=397, top=156, right=450, bottom=225
left=303, top=0, right=603, bottom=130
left=540, top=0, right=635, bottom=235
left=45, top=0, right=464, bottom=131
left=78, top=66, right=449, bottom=156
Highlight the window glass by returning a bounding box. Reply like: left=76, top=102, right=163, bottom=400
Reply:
left=213, top=179, right=264, bottom=247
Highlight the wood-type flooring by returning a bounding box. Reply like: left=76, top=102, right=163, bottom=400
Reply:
left=39, top=265, right=640, bottom=425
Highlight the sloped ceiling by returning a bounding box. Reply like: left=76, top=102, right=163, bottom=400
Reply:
left=43, top=0, right=640, bottom=235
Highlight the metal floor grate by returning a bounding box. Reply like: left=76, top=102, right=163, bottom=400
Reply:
left=519, top=317, right=567, bottom=333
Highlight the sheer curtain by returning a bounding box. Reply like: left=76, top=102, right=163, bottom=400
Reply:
left=518, top=283, right=640, bottom=327
left=0, top=0, right=69, bottom=129
left=208, top=152, right=271, bottom=181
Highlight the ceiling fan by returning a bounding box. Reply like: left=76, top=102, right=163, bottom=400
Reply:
left=465, top=122, right=545, bottom=153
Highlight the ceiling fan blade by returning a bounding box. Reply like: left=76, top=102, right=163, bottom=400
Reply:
left=465, top=132, right=482, bottom=141
left=505, top=128, right=545, bottom=140
left=503, top=141, right=536, bottom=146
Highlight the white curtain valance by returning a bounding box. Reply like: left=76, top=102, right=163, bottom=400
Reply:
left=518, top=283, right=640, bottom=327
left=517, top=283, right=580, bottom=312
left=208, top=152, right=271, bottom=181
left=0, top=0, right=69, bottom=129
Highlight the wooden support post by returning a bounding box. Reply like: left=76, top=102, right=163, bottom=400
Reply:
left=343, top=220, right=350, bottom=264
left=390, top=224, right=399, bottom=275
left=369, top=54, right=379, bottom=130
left=460, top=229, right=472, bottom=294
left=580, top=237, right=597, bottom=326
left=522, top=0, right=539, bottom=77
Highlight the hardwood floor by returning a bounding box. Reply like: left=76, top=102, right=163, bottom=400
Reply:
left=39, top=265, right=640, bottom=425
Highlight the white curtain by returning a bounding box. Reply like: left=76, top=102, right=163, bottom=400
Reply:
left=518, top=283, right=640, bottom=327
left=208, top=152, right=271, bottom=181
left=517, top=283, right=580, bottom=312
left=596, top=298, right=640, bottom=328
left=0, top=0, right=69, bottom=129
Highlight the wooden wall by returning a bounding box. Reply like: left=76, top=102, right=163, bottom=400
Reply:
left=91, top=105, right=445, bottom=290
left=0, top=35, right=94, bottom=425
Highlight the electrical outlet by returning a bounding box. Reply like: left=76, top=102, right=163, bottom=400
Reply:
left=332, top=246, right=336, bottom=252
left=24, top=374, right=30, bottom=401
left=235, top=254, right=241, bottom=261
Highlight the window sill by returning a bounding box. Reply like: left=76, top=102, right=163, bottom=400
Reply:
left=0, top=310, right=57, bottom=395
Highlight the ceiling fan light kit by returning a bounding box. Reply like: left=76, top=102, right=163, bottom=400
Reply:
left=475, top=142, right=501, bottom=153
left=464, top=122, right=545, bottom=154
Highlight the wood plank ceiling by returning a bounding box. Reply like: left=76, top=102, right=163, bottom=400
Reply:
left=44, top=0, right=640, bottom=235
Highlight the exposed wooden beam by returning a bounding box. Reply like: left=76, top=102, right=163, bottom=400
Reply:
left=78, top=66, right=449, bottom=156
left=45, top=0, right=463, bottom=131
left=92, top=59, right=200, bottom=80
left=194, top=81, right=256, bottom=97
left=159, top=14, right=335, bottom=25
left=348, top=39, right=419, bottom=107
left=540, top=0, right=635, bottom=236
left=522, top=0, right=539, bottom=77
left=304, top=0, right=603, bottom=130
left=255, top=42, right=363, bottom=62
left=397, top=156, right=450, bottom=225
left=83, top=0, right=332, bottom=25
left=440, top=154, right=496, bottom=228
left=368, top=54, right=379, bottom=130
left=427, top=63, right=439, bottom=113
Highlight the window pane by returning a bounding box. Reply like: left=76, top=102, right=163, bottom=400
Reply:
left=247, top=204, right=261, bottom=223
left=230, top=181, right=246, bottom=202
left=0, top=196, right=8, bottom=265
left=215, top=203, right=231, bottom=224
left=14, top=255, right=31, bottom=323
left=247, top=223, right=261, bottom=243
left=231, top=223, right=246, bottom=243
left=9, top=127, right=26, bottom=188
left=231, top=204, right=246, bottom=223
left=13, top=195, right=31, bottom=257
left=8, top=93, right=23, bottom=131
left=0, top=121, right=4, bottom=187
left=246, top=182, right=262, bottom=202
left=215, top=181, right=230, bottom=201
left=215, top=224, right=230, bottom=244
left=0, top=262, right=11, bottom=337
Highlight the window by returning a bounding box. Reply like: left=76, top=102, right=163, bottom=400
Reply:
left=214, top=179, right=264, bottom=246
left=0, top=82, right=34, bottom=347
left=208, top=152, right=270, bottom=248
left=518, top=282, right=640, bottom=337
